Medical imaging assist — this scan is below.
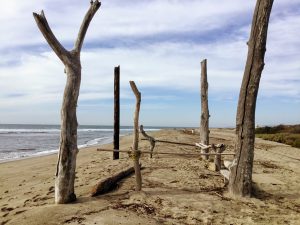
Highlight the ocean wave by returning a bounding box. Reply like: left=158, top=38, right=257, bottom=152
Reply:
left=0, top=128, right=160, bottom=134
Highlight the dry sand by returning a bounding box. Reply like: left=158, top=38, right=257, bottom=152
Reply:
left=0, top=128, right=300, bottom=225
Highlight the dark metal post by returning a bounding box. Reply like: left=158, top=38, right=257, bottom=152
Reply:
left=113, top=65, right=120, bottom=159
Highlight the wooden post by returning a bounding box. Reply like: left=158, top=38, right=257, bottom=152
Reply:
left=140, top=125, right=156, bottom=158
left=129, top=81, right=142, bottom=191
left=212, top=144, right=225, bottom=171
left=113, top=66, right=120, bottom=160
left=229, top=0, right=274, bottom=197
left=200, top=59, right=209, bottom=160
left=33, top=1, right=100, bottom=204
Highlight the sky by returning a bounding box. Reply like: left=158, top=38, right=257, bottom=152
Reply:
left=0, top=0, right=299, bottom=127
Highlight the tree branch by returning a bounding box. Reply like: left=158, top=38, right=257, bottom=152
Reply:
left=74, top=0, right=101, bottom=52
left=33, top=10, right=69, bottom=64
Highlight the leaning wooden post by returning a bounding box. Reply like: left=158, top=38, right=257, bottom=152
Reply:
left=130, top=81, right=142, bottom=191
left=33, top=1, right=101, bottom=204
left=229, top=0, right=274, bottom=197
left=200, top=59, right=209, bottom=160
left=140, top=125, right=156, bottom=158
left=113, top=65, right=120, bottom=160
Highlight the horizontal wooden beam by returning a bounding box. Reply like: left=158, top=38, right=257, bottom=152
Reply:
left=97, top=148, right=235, bottom=156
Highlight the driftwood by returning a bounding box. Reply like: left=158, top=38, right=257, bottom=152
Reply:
left=229, top=0, right=274, bottom=197
left=33, top=1, right=101, bottom=204
left=130, top=81, right=142, bottom=191
left=141, top=138, right=196, bottom=147
left=221, top=160, right=236, bottom=185
left=200, top=59, right=210, bottom=160
left=140, top=125, right=156, bottom=158
left=90, top=166, right=136, bottom=196
left=211, top=144, right=226, bottom=171
left=113, top=65, right=120, bottom=160
left=97, top=148, right=235, bottom=156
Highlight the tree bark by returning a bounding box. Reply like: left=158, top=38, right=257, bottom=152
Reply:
left=130, top=81, right=142, bottom=191
left=200, top=59, right=210, bottom=160
left=33, top=1, right=101, bottom=204
left=113, top=66, right=120, bottom=160
left=229, top=0, right=274, bottom=197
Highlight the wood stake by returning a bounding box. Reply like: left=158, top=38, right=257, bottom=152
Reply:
left=130, top=81, right=142, bottom=191
left=113, top=65, right=120, bottom=160
left=200, top=59, right=210, bottom=160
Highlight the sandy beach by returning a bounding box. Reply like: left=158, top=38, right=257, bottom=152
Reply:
left=1, top=128, right=300, bottom=225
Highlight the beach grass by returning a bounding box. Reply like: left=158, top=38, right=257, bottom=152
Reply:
left=255, top=124, right=300, bottom=148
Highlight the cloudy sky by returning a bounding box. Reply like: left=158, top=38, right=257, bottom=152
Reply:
left=0, top=0, right=299, bottom=127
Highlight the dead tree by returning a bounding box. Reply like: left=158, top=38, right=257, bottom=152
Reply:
left=130, top=81, right=142, bottom=191
left=33, top=1, right=101, bottom=204
left=229, top=0, right=274, bottom=197
left=140, top=125, right=156, bottom=158
left=200, top=59, right=210, bottom=160
left=113, top=66, right=120, bottom=160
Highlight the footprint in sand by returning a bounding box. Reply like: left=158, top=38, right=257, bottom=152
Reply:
left=1, top=207, right=14, bottom=212
left=15, top=210, right=27, bottom=215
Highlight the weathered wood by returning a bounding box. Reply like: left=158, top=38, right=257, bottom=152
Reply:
left=212, top=144, right=226, bottom=171
left=142, top=139, right=195, bottom=147
left=129, top=81, right=142, bottom=191
left=33, top=1, right=100, bottom=204
left=195, top=142, right=210, bottom=150
left=140, top=125, right=156, bottom=158
left=229, top=0, right=274, bottom=197
left=200, top=59, right=210, bottom=160
left=113, top=65, right=120, bottom=160
left=195, top=142, right=224, bottom=150
left=90, top=166, right=136, bottom=196
left=97, top=148, right=235, bottom=156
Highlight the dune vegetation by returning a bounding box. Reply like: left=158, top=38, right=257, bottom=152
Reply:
left=255, top=124, right=300, bottom=148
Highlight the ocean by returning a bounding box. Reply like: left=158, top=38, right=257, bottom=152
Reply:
left=0, top=124, right=160, bottom=163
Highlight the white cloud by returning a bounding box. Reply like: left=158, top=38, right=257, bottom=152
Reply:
left=0, top=0, right=299, bottom=125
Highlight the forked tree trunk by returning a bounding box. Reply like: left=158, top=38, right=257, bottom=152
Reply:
left=33, top=1, right=101, bottom=204
left=200, top=59, right=209, bottom=160
left=229, top=0, right=274, bottom=197
left=130, top=81, right=142, bottom=191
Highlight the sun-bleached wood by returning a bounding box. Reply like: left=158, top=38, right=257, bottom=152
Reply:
left=33, top=0, right=101, bottom=204
left=90, top=166, right=136, bottom=196
left=130, top=81, right=142, bottom=191
left=200, top=59, right=210, bottom=160
left=140, top=125, right=156, bottom=158
left=211, top=144, right=226, bottom=171
left=97, top=148, right=235, bottom=156
left=229, top=0, right=274, bottom=197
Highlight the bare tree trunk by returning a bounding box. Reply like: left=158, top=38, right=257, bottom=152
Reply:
left=229, top=0, right=274, bottom=197
left=130, top=81, right=142, bottom=191
left=200, top=59, right=209, bottom=160
left=113, top=66, right=120, bottom=160
left=33, top=1, right=101, bottom=204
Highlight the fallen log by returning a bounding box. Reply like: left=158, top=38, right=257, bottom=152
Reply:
left=91, top=166, right=137, bottom=196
